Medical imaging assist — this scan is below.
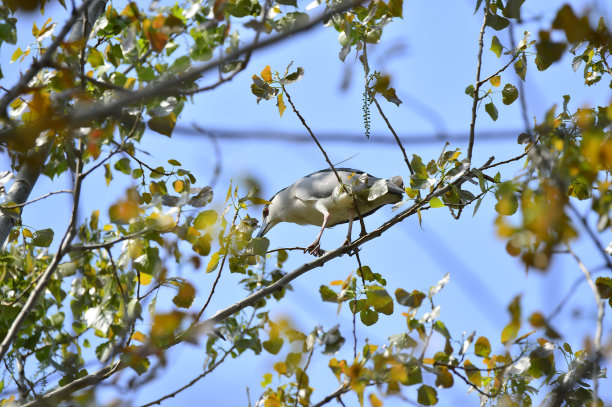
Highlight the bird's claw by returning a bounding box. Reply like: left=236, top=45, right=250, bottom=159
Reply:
left=306, top=243, right=325, bottom=257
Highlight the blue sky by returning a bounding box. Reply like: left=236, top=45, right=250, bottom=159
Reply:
left=2, top=0, right=612, bottom=405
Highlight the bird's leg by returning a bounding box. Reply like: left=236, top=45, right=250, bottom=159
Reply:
left=342, top=210, right=354, bottom=246
left=306, top=213, right=329, bottom=256
left=352, top=199, right=367, bottom=237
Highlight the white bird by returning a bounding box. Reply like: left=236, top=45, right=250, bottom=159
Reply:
left=257, top=168, right=404, bottom=256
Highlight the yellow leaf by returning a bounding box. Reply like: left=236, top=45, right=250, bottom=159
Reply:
left=490, top=75, right=501, bottom=87
left=173, top=180, right=184, bottom=193
left=277, top=93, right=286, bottom=117
left=103, top=224, right=114, bottom=231
left=206, top=252, right=220, bottom=273
left=131, top=331, right=146, bottom=342
left=22, top=228, right=33, bottom=238
left=464, top=359, right=482, bottom=387
left=369, top=393, right=383, bottom=407
left=273, top=361, right=286, bottom=375
left=330, top=280, right=344, bottom=286
left=261, top=65, right=272, bottom=83
left=139, top=273, right=152, bottom=285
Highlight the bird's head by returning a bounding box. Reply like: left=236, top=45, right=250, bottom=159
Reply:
left=256, top=202, right=280, bottom=238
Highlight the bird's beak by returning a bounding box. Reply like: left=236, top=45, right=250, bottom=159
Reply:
left=257, top=219, right=270, bottom=238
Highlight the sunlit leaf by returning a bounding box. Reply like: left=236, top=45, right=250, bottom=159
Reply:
left=417, top=384, right=438, bottom=405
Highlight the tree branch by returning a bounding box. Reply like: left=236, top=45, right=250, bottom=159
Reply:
left=22, top=159, right=484, bottom=404
left=467, top=6, right=489, bottom=163
left=0, top=139, right=85, bottom=362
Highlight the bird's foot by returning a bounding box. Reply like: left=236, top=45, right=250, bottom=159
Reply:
left=341, top=238, right=361, bottom=256
left=306, top=242, right=325, bottom=257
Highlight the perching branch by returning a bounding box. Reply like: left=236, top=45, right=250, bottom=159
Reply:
left=21, top=156, right=478, bottom=405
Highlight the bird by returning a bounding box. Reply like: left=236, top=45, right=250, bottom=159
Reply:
left=256, top=168, right=404, bottom=256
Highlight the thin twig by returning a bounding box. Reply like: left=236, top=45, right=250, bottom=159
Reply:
left=568, top=203, right=612, bottom=270
left=371, top=97, right=414, bottom=174
left=195, top=208, right=240, bottom=321
left=446, top=364, right=494, bottom=398
left=68, top=229, right=154, bottom=251
left=310, top=383, right=351, bottom=407
left=138, top=344, right=236, bottom=407
left=477, top=54, right=518, bottom=86
left=294, top=346, right=315, bottom=407
left=565, top=244, right=605, bottom=404
left=0, top=190, right=73, bottom=209
left=467, top=6, right=489, bottom=163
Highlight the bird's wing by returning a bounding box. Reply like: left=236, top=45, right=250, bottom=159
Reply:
left=293, top=170, right=340, bottom=201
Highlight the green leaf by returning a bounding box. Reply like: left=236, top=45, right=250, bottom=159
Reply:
left=433, top=321, right=450, bottom=339
left=495, top=194, right=518, bottom=215
left=360, top=308, right=379, bottom=326
left=502, top=0, right=525, bottom=18
left=382, top=88, right=402, bottom=106
left=132, top=168, right=143, bottom=179
left=485, top=13, right=510, bottom=31
left=474, top=336, right=491, bottom=357
left=0, top=23, right=17, bottom=45
left=192, top=234, right=212, bottom=256
left=104, top=163, right=113, bottom=186
left=167, top=159, right=181, bottom=166
left=366, top=285, right=394, bottom=315
left=319, top=285, right=340, bottom=303
left=193, top=210, right=218, bottom=229
left=321, top=325, right=345, bottom=354
left=263, top=337, right=284, bottom=354
left=485, top=102, right=498, bottom=121
left=474, top=0, right=483, bottom=14
left=248, top=237, right=270, bottom=256
left=501, top=83, right=519, bottom=105
left=114, top=158, right=131, bottom=175
left=464, top=359, right=482, bottom=386
left=417, top=384, right=438, bottom=405
left=172, top=282, right=196, bottom=309
left=277, top=0, right=297, bottom=6
left=388, top=0, right=403, bottom=17
left=32, top=228, right=54, bottom=247
left=514, top=57, right=527, bottom=81
left=137, top=66, right=156, bottom=81
left=595, top=277, right=612, bottom=299
left=388, top=333, right=417, bottom=349
left=395, top=289, right=426, bottom=308
left=464, top=84, right=475, bottom=98
left=429, top=196, right=445, bottom=208
left=148, top=114, right=176, bottom=137
left=490, top=35, right=503, bottom=57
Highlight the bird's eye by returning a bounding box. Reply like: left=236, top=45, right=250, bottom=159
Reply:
left=263, top=207, right=269, bottom=217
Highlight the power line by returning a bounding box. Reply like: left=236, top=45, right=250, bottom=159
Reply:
left=173, top=125, right=522, bottom=145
